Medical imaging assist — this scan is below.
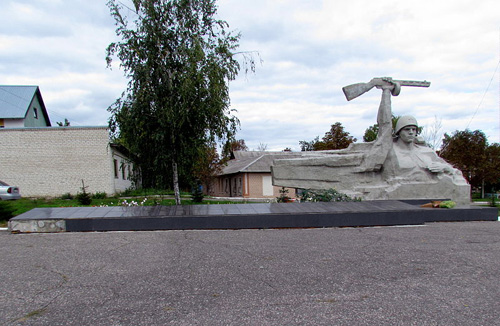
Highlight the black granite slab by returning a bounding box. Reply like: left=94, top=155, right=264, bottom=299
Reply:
left=10, top=200, right=498, bottom=232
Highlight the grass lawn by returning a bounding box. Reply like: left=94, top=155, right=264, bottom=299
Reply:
left=0, top=196, right=241, bottom=228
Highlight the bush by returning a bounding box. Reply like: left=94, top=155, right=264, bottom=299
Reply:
left=276, top=187, right=290, bottom=203
left=300, top=188, right=361, bottom=202
left=76, top=180, right=92, bottom=205
left=0, top=200, right=15, bottom=220
left=191, top=183, right=204, bottom=203
left=76, top=192, right=92, bottom=205
left=61, top=193, right=73, bottom=200
left=93, top=192, right=107, bottom=199
left=489, top=195, right=497, bottom=207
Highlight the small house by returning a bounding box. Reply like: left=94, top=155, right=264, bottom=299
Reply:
left=0, top=85, right=51, bottom=128
left=210, top=151, right=301, bottom=199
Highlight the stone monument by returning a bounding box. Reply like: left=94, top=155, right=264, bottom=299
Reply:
left=272, top=77, right=471, bottom=204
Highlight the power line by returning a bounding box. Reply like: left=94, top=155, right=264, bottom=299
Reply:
left=465, top=58, right=500, bottom=131
left=46, top=109, right=84, bottom=126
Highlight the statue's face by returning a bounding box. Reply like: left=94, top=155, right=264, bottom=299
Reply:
left=398, top=125, right=417, bottom=144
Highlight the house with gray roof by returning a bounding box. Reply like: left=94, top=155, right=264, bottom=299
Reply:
left=0, top=85, right=51, bottom=128
left=0, top=85, right=134, bottom=197
left=210, top=151, right=301, bottom=199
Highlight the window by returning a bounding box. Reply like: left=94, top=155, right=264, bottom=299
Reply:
left=0, top=119, right=4, bottom=128
left=114, top=159, right=118, bottom=178
left=33, top=108, right=38, bottom=119
left=122, top=163, right=126, bottom=180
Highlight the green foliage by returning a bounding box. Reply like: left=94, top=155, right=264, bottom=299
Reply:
left=61, top=193, right=73, bottom=200
left=222, top=139, right=248, bottom=160
left=439, top=200, right=456, bottom=209
left=300, top=188, right=361, bottom=202
left=299, top=136, right=319, bottom=151
left=276, top=187, right=290, bottom=203
left=76, top=180, right=92, bottom=205
left=300, top=122, right=356, bottom=151
left=92, top=192, right=108, bottom=199
left=76, top=192, right=92, bottom=206
left=106, top=0, right=244, bottom=204
left=191, top=183, right=204, bottom=203
left=363, top=124, right=379, bottom=142
left=121, top=188, right=169, bottom=197
left=192, top=143, right=223, bottom=194
left=440, top=130, right=500, bottom=195
left=5, top=197, right=247, bottom=219
left=440, top=129, right=488, bottom=188
left=362, top=115, right=420, bottom=142
left=484, top=144, right=500, bottom=190
left=490, top=193, right=497, bottom=207
left=0, top=200, right=15, bottom=221
left=56, top=118, right=71, bottom=127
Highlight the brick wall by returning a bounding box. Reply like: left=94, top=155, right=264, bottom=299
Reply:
left=0, top=127, right=120, bottom=197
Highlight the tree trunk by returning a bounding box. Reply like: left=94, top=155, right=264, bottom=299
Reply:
left=172, top=159, right=181, bottom=205
left=481, top=179, right=485, bottom=199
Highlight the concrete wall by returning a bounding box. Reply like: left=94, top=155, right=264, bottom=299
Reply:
left=0, top=127, right=132, bottom=197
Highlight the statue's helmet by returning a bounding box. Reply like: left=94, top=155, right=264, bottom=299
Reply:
left=395, top=115, right=418, bottom=135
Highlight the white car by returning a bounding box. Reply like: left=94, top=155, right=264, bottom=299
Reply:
left=0, top=180, right=21, bottom=200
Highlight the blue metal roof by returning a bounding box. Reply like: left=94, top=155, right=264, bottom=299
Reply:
left=0, top=85, right=39, bottom=118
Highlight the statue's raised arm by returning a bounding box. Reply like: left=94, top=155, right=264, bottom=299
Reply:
left=341, top=77, right=431, bottom=172
left=342, top=77, right=431, bottom=101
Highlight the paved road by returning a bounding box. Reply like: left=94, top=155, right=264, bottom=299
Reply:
left=1, top=221, right=500, bottom=325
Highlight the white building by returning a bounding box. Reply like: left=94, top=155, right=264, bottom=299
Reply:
left=0, top=126, right=133, bottom=197
left=0, top=85, right=133, bottom=197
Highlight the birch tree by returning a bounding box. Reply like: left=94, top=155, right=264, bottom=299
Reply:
left=106, top=0, right=241, bottom=204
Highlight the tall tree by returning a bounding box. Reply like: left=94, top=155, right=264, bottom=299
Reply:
left=222, top=139, right=248, bottom=160
left=299, top=136, right=319, bottom=151
left=106, top=0, right=241, bottom=204
left=363, top=115, right=403, bottom=142
left=484, top=143, right=500, bottom=191
left=440, top=129, right=488, bottom=191
left=192, top=142, right=223, bottom=195
left=363, top=124, right=379, bottom=142
left=300, top=122, right=356, bottom=151
left=318, top=122, right=357, bottom=150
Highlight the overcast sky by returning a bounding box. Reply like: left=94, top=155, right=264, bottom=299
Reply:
left=1, top=0, right=499, bottom=151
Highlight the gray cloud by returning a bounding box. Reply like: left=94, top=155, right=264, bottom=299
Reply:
left=1, top=0, right=498, bottom=150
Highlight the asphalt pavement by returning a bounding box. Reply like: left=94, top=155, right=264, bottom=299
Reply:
left=1, top=221, right=500, bottom=325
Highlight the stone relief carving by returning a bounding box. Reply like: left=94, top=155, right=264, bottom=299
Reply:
left=272, top=77, right=470, bottom=204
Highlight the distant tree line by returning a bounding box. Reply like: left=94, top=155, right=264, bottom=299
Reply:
left=299, top=122, right=357, bottom=151
left=440, top=130, right=500, bottom=197
left=299, top=120, right=500, bottom=196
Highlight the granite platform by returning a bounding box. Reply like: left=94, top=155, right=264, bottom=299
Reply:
left=8, top=200, right=498, bottom=233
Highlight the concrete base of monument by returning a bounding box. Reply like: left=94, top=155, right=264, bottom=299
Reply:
left=8, top=201, right=498, bottom=233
